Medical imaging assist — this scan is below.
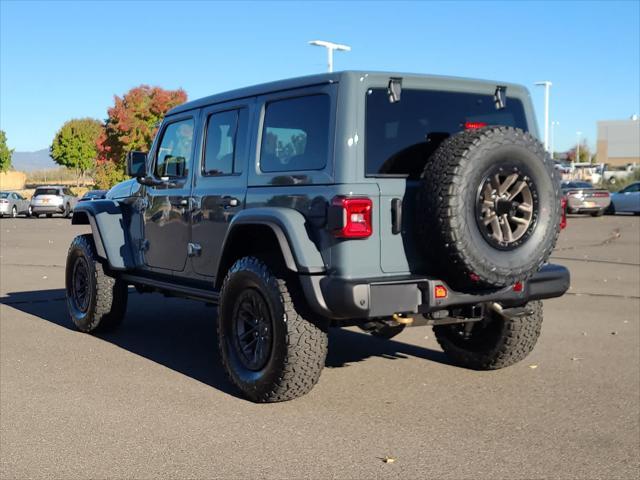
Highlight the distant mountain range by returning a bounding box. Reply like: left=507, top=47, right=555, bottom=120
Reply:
left=11, top=149, right=57, bottom=172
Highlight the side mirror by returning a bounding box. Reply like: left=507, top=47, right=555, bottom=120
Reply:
left=126, top=151, right=148, bottom=178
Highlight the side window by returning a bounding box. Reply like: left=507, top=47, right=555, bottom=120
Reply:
left=63, top=188, right=72, bottom=196
left=155, top=118, right=195, bottom=178
left=203, top=110, right=241, bottom=176
left=623, top=183, right=640, bottom=193
left=260, top=95, right=330, bottom=172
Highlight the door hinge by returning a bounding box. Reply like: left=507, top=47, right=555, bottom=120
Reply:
left=188, top=242, right=202, bottom=257
left=139, top=239, right=150, bottom=252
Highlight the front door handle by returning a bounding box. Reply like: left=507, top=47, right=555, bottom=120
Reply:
left=220, top=196, right=239, bottom=208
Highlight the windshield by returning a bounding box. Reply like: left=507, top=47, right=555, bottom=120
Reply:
left=34, top=188, right=60, bottom=196
left=365, top=89, right=528, bottom=178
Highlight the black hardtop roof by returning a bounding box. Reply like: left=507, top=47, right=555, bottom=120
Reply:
left=168, top=70, right=528, bottom=115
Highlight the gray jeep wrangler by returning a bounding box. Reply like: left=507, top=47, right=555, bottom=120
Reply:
left=66, top=71, right=569, bottom=402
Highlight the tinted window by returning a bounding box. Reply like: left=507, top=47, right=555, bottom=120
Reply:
left=202, top=109, right=247, bottom=176
left=622, top=183, right=640, bottom=193
left=365, top=89, right=528, bottom=177
left=155, top=119, right=195, bottom=178
left=34, top=188, right=59, bottom=196
left=0, top=193, right=7, bottom=198
left=260, top=95, right=330, bottom=172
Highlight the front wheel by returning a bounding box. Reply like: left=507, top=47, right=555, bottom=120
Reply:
left=65, top=234, right=128, bottom=332
left=26, top=206, right=33, bottom=217
left=11, top=206, right=17, bottom=218
left=218, top=257, right=328, bottom=402
left=434, top=301, right=543, bottom=370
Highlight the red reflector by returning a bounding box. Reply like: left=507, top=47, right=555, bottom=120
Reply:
left=464, top=121, right=488, bottom=130
left=331, top=196, right=372, bottom=238
left=469, top=273, right=480, bottom=282
left=434, top=285, right=448, bottom=299
left=513, top=282, right=524, bottom=292
left=560, top=196, right=567, bottom=230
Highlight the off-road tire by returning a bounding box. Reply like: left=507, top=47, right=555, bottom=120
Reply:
left=65, top=234, right=128, bottom=332
left=218, top=256, right=328, bottom=402
left=434, top=301, right=543, bottom=370
left=417, top=127, right=561, bottom=290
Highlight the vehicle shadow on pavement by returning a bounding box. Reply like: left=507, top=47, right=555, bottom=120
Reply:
left=2, top=289, right=451, bottom=392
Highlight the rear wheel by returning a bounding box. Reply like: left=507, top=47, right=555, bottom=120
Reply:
left=11, top=206, right=17, bottom=218
left=434, top=301, right=543, bottom=370
left=64, top=203, right=71, bottom=218
left=218, top=256, right=328, bottom=402
left=418, top=127, right=561, bottom=290
left=26, top=206, right=33, bottom=217
left=65, top=234, right=128, bottom=332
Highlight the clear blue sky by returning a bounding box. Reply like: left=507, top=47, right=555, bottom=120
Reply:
left=1, top=0, right=639, bottom=154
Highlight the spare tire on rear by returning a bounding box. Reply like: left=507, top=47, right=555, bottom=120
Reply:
left=417, top=126, right=561, bottom=290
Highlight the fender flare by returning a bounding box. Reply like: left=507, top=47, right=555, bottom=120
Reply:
left=217, top=207, right=326, bottom=277
left=71, top=200, right=134, bottom=270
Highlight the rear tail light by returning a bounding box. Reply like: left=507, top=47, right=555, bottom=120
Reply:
left=330, top=196, right=372, bottom=238
left=464, top=121, right=488, bottom=130
left=592, top=192, right=610, bottom=198
left=434, top=285, right=448, bottom=299
left=513, top=282, right=524, bottom=292
left=560, top=196, right=567, bottom=230
left=0, top=200, right=8, bottom=204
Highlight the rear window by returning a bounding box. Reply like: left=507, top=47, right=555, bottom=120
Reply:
left=34, top=188, right=60, bottom=196
left=365, top=89, right=528, bottom=177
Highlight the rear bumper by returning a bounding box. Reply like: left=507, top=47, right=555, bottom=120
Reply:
left=301, top=264, right=570, bottom=320
left=567, top=197, right=610, bottom=212
left=31, top=205, right=64, bottom=214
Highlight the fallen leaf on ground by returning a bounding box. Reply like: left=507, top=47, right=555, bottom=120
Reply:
left=571, top=357, right=582, bottom=361
left=611, top=331, right=618, bottom=335
left=381, top=457, right=396, bottom=464
left=528, top=364, right=538, bottom=369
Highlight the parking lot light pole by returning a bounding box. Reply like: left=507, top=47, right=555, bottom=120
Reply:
left=551, top=121, right=559, bottom=158
left=535, top=81, right=552, bottom=152
left=308, top=40, right=351, bottom=73
left=576, top=131, right=582, bottom=163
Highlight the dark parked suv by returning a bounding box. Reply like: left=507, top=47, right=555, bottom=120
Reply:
left=66, top=71, right=569, bottom=402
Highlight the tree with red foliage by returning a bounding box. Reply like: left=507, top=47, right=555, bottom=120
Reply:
left=96, top=85, right=187, bottom=186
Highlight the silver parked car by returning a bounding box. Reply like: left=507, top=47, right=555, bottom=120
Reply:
left=0, top=191, right=32, bottom=218
left=561, top=181, right=611, bottom=217
left=30, top=186, right=78, bottom=218
left=607, top=181, right=640, bottom=215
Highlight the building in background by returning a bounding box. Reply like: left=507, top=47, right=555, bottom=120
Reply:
left=597, top=117, right=640, bottom=167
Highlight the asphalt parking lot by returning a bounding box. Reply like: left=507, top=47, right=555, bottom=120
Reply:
left=1, top=214, right=638, bottom=479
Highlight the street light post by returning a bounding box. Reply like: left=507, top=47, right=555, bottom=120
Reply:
left=535, top=81, right=552, bottom=152
left=576, top=131, right=582, bottom=163
left=308, top=40, right=351, bottom=73
left=551, top=120, right=559, bottom=158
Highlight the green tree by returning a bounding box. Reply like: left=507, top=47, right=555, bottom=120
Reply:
left=50, top=118, right=103, bottom=185
left=0, top=130, right=13, bottom=173
left=567, top=140, right=591, bottom=163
